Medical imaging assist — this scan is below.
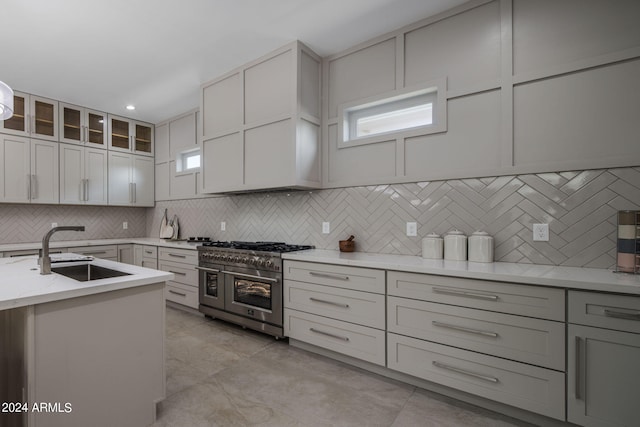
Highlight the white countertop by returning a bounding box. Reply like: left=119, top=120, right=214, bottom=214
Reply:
left=0, top=255, right=174, bottom=311
left=0, top=237, right=201, bottom=253
left=283, top=249, right=640, bottom=295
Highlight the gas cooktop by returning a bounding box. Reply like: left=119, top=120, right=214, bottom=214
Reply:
left=199, top=241, right=314, bottom=253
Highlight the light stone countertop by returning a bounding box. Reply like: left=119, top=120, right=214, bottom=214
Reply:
left=0, top=255, right=174, bottom=311
left=0, top=237, right=201, bottom=253
left=282, top=249, right=640, bottom=295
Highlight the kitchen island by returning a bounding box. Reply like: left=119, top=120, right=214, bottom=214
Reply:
left=0, top=255, right=173, bottom=427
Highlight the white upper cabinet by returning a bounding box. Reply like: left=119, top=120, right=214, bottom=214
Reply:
left=60, top=143, right=108, bottom=205
left=108, top=115, right=154, bottom=157
left=0, top=134, right=58, bottom=204
left=59, top=103, right=107, bottom=149
left=200, top=41, right=321, bottom=193
left=108, top=152, right=154, bottom=207
left=0, top=92, right=59, bottom=142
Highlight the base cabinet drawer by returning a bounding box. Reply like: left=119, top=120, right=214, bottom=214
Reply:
left=387, top=333, right=565, bottom=420
left=284, top=280, right=385, bottom=329
left=569, top=290, right=640, bottom=334
left=388, top=271, right=565, bottom=321
left=165, top=281, right=198, bottom=309
left=388, top=296, right=565, bottom=370
left=159, top=260, right=198, bottom=287
left=284, top=309, right=385, bottom=366
left=141, top=258, right=158, bottom=270
left=67, top=245, right=118, bottom=260
left=158, top=247, right=198, bottom=265
left=283, top=260, right=385, bottom=293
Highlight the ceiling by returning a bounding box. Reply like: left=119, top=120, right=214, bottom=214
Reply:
left=3, top=0, right=467, bottom=124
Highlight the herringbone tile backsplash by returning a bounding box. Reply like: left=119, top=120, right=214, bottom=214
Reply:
left=148, top=167, right=640, bottom=268
left=0, top=205, right=146, bottom=244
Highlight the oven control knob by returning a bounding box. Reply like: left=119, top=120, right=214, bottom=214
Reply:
left=256, top=259, right=265, bottom=267
left=265, top=260, right=274, bottom=269
left=233, top=256, right=241, bottom=263
left=220, top=255, right=228, bottom=262
left=241, top=257, right=249, bottom=263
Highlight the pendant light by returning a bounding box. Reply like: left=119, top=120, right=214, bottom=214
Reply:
left=0, top=81, right=14, bottom=120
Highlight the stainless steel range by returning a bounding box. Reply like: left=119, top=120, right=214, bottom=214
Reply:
left=197, top=241, right=313, bottom=338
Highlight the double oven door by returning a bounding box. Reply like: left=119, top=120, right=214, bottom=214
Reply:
left=198, top=262, right=283, bottom=327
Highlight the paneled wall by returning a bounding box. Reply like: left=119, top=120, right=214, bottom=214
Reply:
left=148, top=166, right=640, bottom=268
left=323, top=0, right=640, bottom=188
left=0, top=205, right=146, bottom=244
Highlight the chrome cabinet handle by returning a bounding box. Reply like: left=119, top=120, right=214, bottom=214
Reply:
left=84, top=178, right=89, bottom=201
left=80, top=180, right=84, bottom=201
left=128, top=182, right=133, bottom=204
left=432, top=287, right=499, bottom=301
left=309, top=328, right=349, bottom=341
left=221, top=270, right=278, bottom=283
left=195, top=266, right=220, bottom=273
left=309, top=297, right=350, bottom=308
left=80, top=251, right=107, bottom=255
left=168, top=290, right=187, bottom=297
left=309, top=271, right=349, bottom=281
left=575, top=336, right=583, bottom=400
left=27, top=174, right=31, bottom=200
left=604, top=309, right=640, bottom=321
left=133, top=182, right=137, bottom=203
left=144, top=250, right=153, bottom=254
left=432, top=361, right=499, bottom=383
left=168, top=270, right=186, bottom=276
left=168, top=253, right=187, bottom=258
left=432, top=321, right=499, bottom=338
left=31, top=175, right=37, bottom=199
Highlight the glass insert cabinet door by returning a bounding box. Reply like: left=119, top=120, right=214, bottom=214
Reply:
left=60, top=104, right=107, bottom=148
left=134, top=123, right=153, bottom=155
left=109, top=116, right=131, bottom=151
left=0, top=92, right=58, bottom=141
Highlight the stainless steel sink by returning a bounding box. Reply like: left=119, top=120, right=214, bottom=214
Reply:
left=52, top=264, right=132, bottom=282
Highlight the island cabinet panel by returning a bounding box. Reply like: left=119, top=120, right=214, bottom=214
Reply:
left=567, top=291, right=640, bottom=427
left=387, top=333, right=566, bottom=420
left=30, top=283, right=165, bottom=427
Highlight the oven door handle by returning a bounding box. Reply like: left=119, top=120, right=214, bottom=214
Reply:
left=195, top=266, right=221, bottom=273
left=221, top=270, right=278, bottom=283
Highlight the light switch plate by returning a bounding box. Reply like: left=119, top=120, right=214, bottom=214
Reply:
left=123, top=221, right=128, bottom=230
left=322, top=222, right=330, bottom=234
left=221, top=221, right=226, bottom=231
left=51, top=222, right=58, bottom=228
left=406, top=222, right=418, bottom=237
left=533, top=223, right=549, bottom=241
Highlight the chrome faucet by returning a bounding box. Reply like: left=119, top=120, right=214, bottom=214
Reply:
left=39, top=226, right=85, bottom=275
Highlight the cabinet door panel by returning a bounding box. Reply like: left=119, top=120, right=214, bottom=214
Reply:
left=155, top=162, right=170, bottom=201
left=134, top=122, right=154, bottom=156
left=31, top=96, right=58, bottom=141
left=568, top=324, right=640, bottom=427
left=202, top=73, right=242, bottom=138
left=109, top=116, right=131, bottom=152
left=0, top=92, right=28, bottom=135
left=60, top=143, right=84, bottom=204
left=30, top=139, right=59, bottom=204
left=60, top=103, right=83, bottom=144
left=108, top=152, right=132, bottom=205
left=85, top=109, right=107, bottom=149
left=244, top=49, right=294, bottom=124
left=0, top=134, right=30, bottom=202
left=85, top=148, right=108, bottom=205
left=133, top=155, right=154, bottom=206
left=244, top=119, right=293, bottom=189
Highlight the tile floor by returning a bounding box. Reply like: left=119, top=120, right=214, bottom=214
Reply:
left=152, top=306, right=534, bottom=427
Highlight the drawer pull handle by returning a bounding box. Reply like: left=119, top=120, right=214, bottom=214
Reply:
left=432, top=361, right=499, bottom=383
left=309, top=271, right=349, bottom=281
left=196, top=266, right=220, bottom=273
left=432, top=321, right=499, bottom=338
left=144, top=251, right=154, bottom=254
left=432, top=287, right=499, bottom=301
left=309, top=327, right=350, bottom=342
left=168, top=290, right=187, bottom=297
left=309, top=297, right=350, bottom=309
left=168, top=270, right=186, bottom=276
left=575, top=336, right=584, bottom=400
left=604, top=309, right=640, bottom=321
left=168, top=253, right=187, bottom=258
left=79, top=251, right=107, bottom=255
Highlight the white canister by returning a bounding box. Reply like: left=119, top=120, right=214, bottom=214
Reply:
left=444, top=230, right=467, bottom=261
left=422, top=233, right=443, bottom=259
left=468, top=231, right=494, bottom=263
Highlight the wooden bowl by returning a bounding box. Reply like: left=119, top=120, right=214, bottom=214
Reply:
left=339, top=240, right=355, bottom=252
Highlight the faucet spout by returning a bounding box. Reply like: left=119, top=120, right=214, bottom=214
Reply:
left=40, top=226, right=86, bottom=275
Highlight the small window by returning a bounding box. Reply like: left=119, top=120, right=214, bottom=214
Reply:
left=338, top=79, right=446, bottom=148
left=176, top=147, right=201, bottom=174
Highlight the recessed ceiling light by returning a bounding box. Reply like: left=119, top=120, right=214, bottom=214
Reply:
left=126, top=105, right=135, bottom=111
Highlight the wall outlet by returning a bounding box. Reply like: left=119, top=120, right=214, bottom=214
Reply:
left=122, top=221, right=128, bottom=230
left=220, top=221, right=226, bottom=231
left=533, top=223, right=549, bottom=241
left=51, top=222, right=58, bottom=228
left=322, top=222, right=330, bottom=234
left=406, top=222, right=418, bottom=237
